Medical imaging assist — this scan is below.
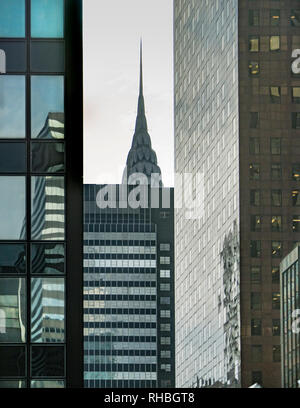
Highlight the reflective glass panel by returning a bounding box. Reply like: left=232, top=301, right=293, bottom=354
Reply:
left=0, top=0, right=25, bottom=38
left=0, top=278, right=26, bottom=343
left=31, top=346, right=65, bottom=377
left=31, top=0, right=64, bottom=38
left=0, top=76, right=25, bottom=138
left=0, top=380, right=26, bottom=388
left=31, top=243, right=64, bottom=275
left=31, top=380, right=64, bottom=388
left=31, top=176, right=65, bottom=240
left=0, top=346, right=25, bottom=377
left=0, top=176, right=26, bottom=240
left=31, top=277, right=65, bottom=343
left=0, top=143, right=26, bottom=172
left=31, top=142, right=64, bottom=173
left=0, top=244, right=26, bottom=274
left=31, top=76, right=64, bottom=139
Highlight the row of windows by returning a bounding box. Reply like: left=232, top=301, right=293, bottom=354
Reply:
left=83, top=380, right=158, bottom=388
left=249, top=137, right=281, bottom=155
left=250, top=189, right=300, bottom=207
left=250, top=240, right=283, bottom=258
left=84, top=294, right=157, bottom=301
left=83, top=364, right=157, bottom=373
left=84, top=336, right=156, bottom=343
left=251, top=291, right=280, bottom=310
left=84, top=240, right=156, bottom=247
left=249, top=112, right=300, bottom=129
left=83, top=322, right=156, bottom=329
left=249, top=9, right=300, bottom=27
left=250, top=345, right=281, bottom=363
left=250, top=266, right=280, bottom=284
left=84, top=254, right=156, bottom=260
left=251, top=318, right=280, bottom=336
left=85, top=224, right=155, bottom=233
left=249, top=163, right=300, bottom=180
left=249, top=35, right=281, bottom=52
left=84, top=349, right=156, bottom=356
left=85, top=308, right=156, bottom=315
left=83, top=280, right=156, bottom=288
left=250, top=214, right=300, bottom=232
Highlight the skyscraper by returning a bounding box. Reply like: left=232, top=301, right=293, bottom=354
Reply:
left=174, top=0, right=300, bottom=388
left=83, top=46, right=175, bottom=388
left=0, top=0, right=83, bottom=388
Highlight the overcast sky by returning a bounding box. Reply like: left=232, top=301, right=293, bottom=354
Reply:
left=83, top=0, right=174, bottom=186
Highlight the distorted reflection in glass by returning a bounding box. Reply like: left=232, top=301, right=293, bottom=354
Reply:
left=0, top=177, right=26, bottom=240
left=31, top=76, right=64, bottom=139
left=0, top=244, right=26, bottom=274
left=31, top=243, right=64, bottom=275
left=0, top=0, right=25, bottom=38
left=0, top=278, right=26, bottom=343
left=0, top=76, right=25, bottom=138
left=31, top=142, right=64, bottom=173
left=0, top=380, right=26, bottom=388
left=31, top=176, right=65, bottom=241
left=30, top=380, right=64, bottom=388
left=31, top=0, right=64, bottom=38
left=31, top=277, right=65, bottom=343
left=0, top=143, right=26, bottom=172
left=31, top=346, right=65, bottom=377
left=0, top=346, right=26, bottom=377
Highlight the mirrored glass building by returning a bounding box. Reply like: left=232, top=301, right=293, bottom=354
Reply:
left=0, top=0, right=83, bottom=388
left=174, top=0, right=300, bottom=388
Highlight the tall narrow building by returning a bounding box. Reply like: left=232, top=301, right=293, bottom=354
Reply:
left=83, top=45, right=175, bottom=388
left=0, top=0, right=83, bottom=388
left=174, top=0, right=300, bottom=388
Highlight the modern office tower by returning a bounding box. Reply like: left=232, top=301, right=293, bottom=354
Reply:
left=174, top=0, right=300, bottom=388
left=83, top=50, right=175, bottom=388
left=280, top=245, right=300, bottom=388
left=0, top=0, right=83, bottom=388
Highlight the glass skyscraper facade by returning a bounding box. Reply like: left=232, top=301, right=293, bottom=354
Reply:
left=0, top=0, right=83, bottom=388
left=280, top=245, right=300, bottom=388
left=175, top=0, right=300, bottom=388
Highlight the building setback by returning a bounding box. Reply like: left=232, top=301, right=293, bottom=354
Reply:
left=83, top=46, right=175, bottom=388
left=174, top=0, right=300, bottom=388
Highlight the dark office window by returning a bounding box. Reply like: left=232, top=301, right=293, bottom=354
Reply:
left=31, top=0, right=64, bottom=38
left=292, top=215, right=300, bottom=232
left=292, top=190, right=300, bottom=206
left=270, top=10, right=280, bottom=26
left=252, top=371, right=263, bottom=386
left=31, top=142, right=64, bottom=173
left=271, top=215, right=282, bottom=232
left=271, top=190, right=282, bottom=206
left=0, top=380, right=26, bottom=388
left=292, top=113, right=300, bottom=129
left=291, top=10, right=300, bottom=26
left=250, top=138, right=260, bottom=154
left=249, top=36, right=259, bottom=52
left=250, top=164, right=260, bottom=180
left=0, top=143, right=26, bottom=173
left=248, top=61, right=260, bottom=76
left=0, top=244, right=26, bottom=274
left=0, top=76, right=26, bottom=139
left=270, top=36, right=280, bottom=51
left=272, top=292, right=280, bottom=309
left=271, top=164, right=282, bottom=180
left=0, top=0, right=25, bottom=38
left=250, top=190, right=261, bottom=206
left=30, top=42, right=65, bottom=73
left=249, top=10, right=259, bottom=26
left=271, top=241, right=282, bottom=258
left=250, top=241, right=261, bottom=257
left=272, top=267, right=280, bottom=284
left=251, top=266, right=261, bottom=284
left=0, top=346, right=26, bottom=377
left=31, top=346, right=65, bottom=377
left=270, top=138, right=281, bottom=155
left=272, top=319, right=280, bottom=336
left=251, top=292, right=262, bottom=311
left=292, top=165, right=300, bottom=181
left=250, top=112, right=259, bottom=128
left=251, top=319, right=262, bottom=336
left=251, top=345, right=263, bottom=362
left=270, top=87, right=280, bottom=103
left=292, top=87, right=300, bottom=104
left=273, top=345, right=281, bottom=362
left=251, top=216, right=261, bottom=232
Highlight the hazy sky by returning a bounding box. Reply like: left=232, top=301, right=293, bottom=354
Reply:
left=83, top=0, right=174, bottom=186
